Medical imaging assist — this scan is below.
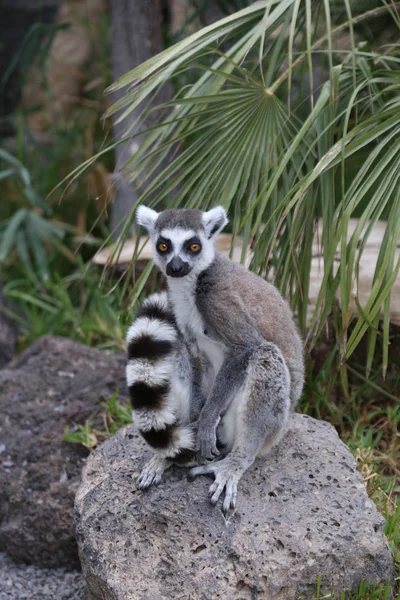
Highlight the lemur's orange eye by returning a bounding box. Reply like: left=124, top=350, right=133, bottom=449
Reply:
left=189, top=243, right=201, bottom=253
left=158, top=242, right=168, bottom=252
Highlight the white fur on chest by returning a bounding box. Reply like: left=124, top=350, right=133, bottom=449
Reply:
left=168, top=278, right=225, bottom=372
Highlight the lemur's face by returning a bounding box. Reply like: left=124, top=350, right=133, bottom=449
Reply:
left=154, top=227, right=212, bottom=278
left=136, top=207, right=228, bottom=280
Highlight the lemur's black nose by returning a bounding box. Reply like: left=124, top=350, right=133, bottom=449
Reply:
left=170, top=257, right=183, bottom=272
left=167, top=257, right=190, bottom=278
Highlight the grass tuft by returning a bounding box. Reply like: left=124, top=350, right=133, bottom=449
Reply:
left=63, top=390, right=132, bottom=450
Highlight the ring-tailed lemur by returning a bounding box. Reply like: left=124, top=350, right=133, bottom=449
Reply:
left=126, top=292, right=205, bottom=488
left=131, top=205, right=304, bottom=512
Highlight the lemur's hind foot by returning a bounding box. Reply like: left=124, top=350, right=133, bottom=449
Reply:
left=138, top=455, right=170, bottom=489
left=189, top=456, right=242, bottom=513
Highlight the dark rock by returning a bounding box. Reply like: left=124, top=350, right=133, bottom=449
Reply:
left=0, top=283, right=19, bottom=368
left=75, top=415, right=394, bottom=600
left=0, top=336, right=128, bottom=569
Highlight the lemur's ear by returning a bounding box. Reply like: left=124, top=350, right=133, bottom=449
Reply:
left=203, top=206, right=228, bottom=239
left=136, top=206, right=159, bottom=233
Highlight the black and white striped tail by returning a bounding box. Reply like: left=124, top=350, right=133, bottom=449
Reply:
left=126, top=292, right=195, bottom=463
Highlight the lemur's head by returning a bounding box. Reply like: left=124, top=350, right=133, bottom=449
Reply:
left=136, top=206, right=228, bottom=279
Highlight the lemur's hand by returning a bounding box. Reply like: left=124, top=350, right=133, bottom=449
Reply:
left=196, top=416, right=220, bottom=460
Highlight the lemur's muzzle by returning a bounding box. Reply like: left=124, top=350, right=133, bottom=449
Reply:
left=167, top=257, right=191, bottom=278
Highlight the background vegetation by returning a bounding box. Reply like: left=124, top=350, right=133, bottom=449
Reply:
left=0, top=1, right=398, bottom=597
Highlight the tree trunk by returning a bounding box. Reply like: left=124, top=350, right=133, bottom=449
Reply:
left=110, top=0, right=173, bottom=237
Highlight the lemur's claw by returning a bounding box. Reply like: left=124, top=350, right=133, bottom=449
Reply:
left=209, top=479, right=225, bottom=505
left=138, top=472, right=162, bottom=490
left=222, top=479, right=238, bottom=514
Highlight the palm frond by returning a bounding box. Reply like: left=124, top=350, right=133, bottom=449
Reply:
left=63, top=0, right=400, bottom=377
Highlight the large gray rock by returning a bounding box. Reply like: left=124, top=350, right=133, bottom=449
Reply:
left=0, top=336, right=128, bottom=569
left=75, top=415, right=394, bottom=600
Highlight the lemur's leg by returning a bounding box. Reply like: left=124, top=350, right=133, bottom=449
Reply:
left=196, top=348, right=254, bottom=460
left=139, top=350, right=238, bottom=490
left=189, top=355, right=208, bottom=422
left=190, top=342, right=291, bottom=513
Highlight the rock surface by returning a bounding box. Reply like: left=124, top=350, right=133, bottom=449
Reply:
left=0, top=336, right=128, bottom=569
left=75, top=414, right=394, bottom=600
left=0, top=552, right=85, bottom=600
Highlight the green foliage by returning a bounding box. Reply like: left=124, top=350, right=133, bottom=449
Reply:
left=2, top=264, right=130, bottom=351
left=0, top=22, right=68, bottom=94
left=386, top=501, right=400, bottom=539
left=63, top=390, right=132, bottom=450
left=301, top=342, right=400, bottom=594
left=63, top=0, right=400, bottom=379
left=385, top=501, right=400, bottom=589
left=100, top=390, right=133, bottom=435
left=306, top=578, right=392, bottom=599
left=0, top=111, right=112, bottom=283
left=0, top=149, right=68, bottom=281
left=63, top=419, right=99, bottom=450
left=0, top=7, right=113, bottom=282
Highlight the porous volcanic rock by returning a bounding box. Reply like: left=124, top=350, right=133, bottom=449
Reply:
left=75, top=415, right=394, bottom=600
left=0, top=336, right=128, bottom=568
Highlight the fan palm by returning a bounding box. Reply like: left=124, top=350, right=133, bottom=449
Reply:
left=66, top=0, right=400, bottom=380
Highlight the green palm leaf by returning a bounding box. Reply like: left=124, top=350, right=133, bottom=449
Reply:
left=61, top=0, right=400, bottom=378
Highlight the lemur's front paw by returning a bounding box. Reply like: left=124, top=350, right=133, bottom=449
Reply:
left=138, top=456, right=167, bottom=490
left=196, top=426, right=219, bottom=460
